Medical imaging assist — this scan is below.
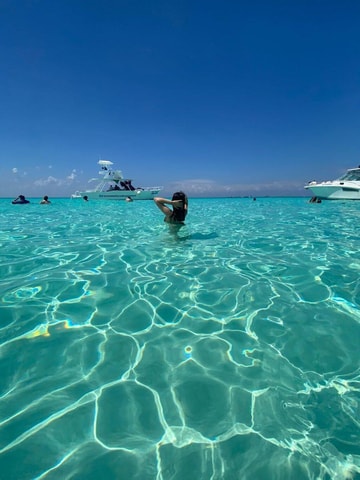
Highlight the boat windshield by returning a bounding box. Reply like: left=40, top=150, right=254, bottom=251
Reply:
left=339, top=170, right=360, bottom=181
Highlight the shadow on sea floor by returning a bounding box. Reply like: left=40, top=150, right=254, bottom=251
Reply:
left=167, top=225, right=219, bottom=242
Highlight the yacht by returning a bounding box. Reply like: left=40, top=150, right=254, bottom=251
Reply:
left=72, top=160, right=162, bottom=200
left=305, top=166, right=360, bottom=200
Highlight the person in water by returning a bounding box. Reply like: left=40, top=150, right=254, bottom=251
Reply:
left=12, top=195, right=30, bottom=204
left=40, top=195, right=51, bottom=204
left=154, top=191, right=188, bottom=224
left=83, top=195, right=89, bottom=201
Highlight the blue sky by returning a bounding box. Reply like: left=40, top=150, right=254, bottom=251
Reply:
left=1, top=0, right=360, bottom=197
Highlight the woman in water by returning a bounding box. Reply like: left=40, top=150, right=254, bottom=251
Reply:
left=154, top=191, right=188, bottom=224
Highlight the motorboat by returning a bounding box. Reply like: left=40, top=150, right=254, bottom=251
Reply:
left=71, top=160, right=162, bottom=200
left=304, top=166, right=360, bottom=200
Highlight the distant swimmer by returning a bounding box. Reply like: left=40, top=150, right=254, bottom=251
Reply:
left=12, top=195, right=30, bottom=204
left=309, top=196, right=321, bottom=203
left=83, top=195, right=89, bottom=201
left=154, top=191, right=188, bottom=224
left=40, top=195, right=51, bottom=204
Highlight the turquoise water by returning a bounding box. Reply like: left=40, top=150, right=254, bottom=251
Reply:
left=0, top=197, right=359, bottom=480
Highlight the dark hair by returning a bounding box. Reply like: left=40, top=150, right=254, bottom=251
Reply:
left=172, top=191, right=186, bottom=201
left=171, top=191, right=187, bottom=222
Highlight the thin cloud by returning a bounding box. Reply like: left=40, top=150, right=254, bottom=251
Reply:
left=33, top=169, right=78, bottom=188
left=34, top=176, right=60, bottom=186
left=67, top=169, right=77, bottom=181
left=168, top=179, right=306, bottom=196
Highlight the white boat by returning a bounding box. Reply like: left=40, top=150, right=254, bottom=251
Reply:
left=304, top=166, right=360, bottom=200
left=72, top=160, right=162, bottom=200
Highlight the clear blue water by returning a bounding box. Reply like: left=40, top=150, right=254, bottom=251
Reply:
left=0, top=197, right=359, bottom=480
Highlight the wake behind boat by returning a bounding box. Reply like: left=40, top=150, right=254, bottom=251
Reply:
left=305, top=166, right=360, bottom=200
left=72, top=160, right=162, bottom=200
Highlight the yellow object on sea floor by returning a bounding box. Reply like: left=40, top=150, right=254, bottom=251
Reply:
left=24, top=324, right=50, bottom=339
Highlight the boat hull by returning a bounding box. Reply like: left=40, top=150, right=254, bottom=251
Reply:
left=305, top=183, right=360, bottom=200
left=77, top=188, right=161, bottom=201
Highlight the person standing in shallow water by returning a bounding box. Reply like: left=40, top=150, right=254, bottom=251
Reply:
left=154, top=191, right=188, bottom=224
left=40, top=195, right=51, bottom=204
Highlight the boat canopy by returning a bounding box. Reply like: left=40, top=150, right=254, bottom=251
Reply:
left=98, top=160, right=113, bottom=167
